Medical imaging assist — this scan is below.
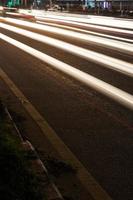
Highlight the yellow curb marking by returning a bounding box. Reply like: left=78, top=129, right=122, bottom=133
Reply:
left=0, top=67, right=112, bottom=200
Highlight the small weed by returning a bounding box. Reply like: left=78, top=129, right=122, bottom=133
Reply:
left=45, top=157, right=76, bottom=177
left=0, top=102, right=44, bottom=200
left=0, top=100, right=6, bottom=120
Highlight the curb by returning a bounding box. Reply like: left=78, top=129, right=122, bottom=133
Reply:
left=4, top=104, right=64, bottom=200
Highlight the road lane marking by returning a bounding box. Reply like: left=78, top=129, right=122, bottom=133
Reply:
left=1, top=23, right=133, bottom=77
left=2, top=18, right=133, bottom=57
left=0, top=67, right=112, bottom=200
left=1, top=33, right=133, bottom=110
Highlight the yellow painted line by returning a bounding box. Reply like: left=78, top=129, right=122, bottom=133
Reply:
left=0, top=67, right=112, bottom=200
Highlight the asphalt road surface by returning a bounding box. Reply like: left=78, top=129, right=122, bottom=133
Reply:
left=0, top=14, right=133, bottom=200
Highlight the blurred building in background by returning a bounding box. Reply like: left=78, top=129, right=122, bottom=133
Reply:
left=0, top=0, right=133, bottom=15
left=56, top=0, right=133, bottom=14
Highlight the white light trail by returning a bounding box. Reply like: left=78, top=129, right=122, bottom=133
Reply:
left=1, top=33, right=133, bottom=110
left=18, top=9, right=133, bottom=30
left=36, top=14, right=133, bottom=29
left=4, top=12, right=21, bottom=16
left=1, top=23, right=133, bottom=77
left=1, top=18, right=133, bottom=57
left=36, top=16, right=133, bottom=35
left=37, top=20, right=133, bottom=44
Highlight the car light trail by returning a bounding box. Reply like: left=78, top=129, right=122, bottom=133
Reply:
left=1, top=23, right=133, bottom=77
left=36, top=16, right=133, bottom=35
left=37, top=20, right=133, bottom=44
left=36, top=14, right=133, bottom=29
left=1, top=18, right=133, bottom=57
left=87, top=17, right=133, bottom=30
left=1, top=33, right=133, bottom=110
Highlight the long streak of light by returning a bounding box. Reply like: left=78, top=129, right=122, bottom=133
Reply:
left=36, top=16, right=133, bottom=35
left=1, top=18, right=133, bottom=57
left=37, top=20, right=133, bottom=44
left=4, top=12, right=21, bottom=16
left=18, top=9, right=133, bottom=30
left=1, top=23, right=133, bottom=77
left=35, top=13, right=133, bottom=29
left=1, top=33, right=133, bottom=110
